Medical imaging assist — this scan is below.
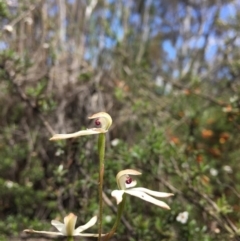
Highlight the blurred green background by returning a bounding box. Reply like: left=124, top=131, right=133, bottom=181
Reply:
left=1, top=0, right=240, bottom=240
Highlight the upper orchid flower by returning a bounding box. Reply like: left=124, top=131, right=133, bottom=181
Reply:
left=24, top=213, right=104, bottom=237
left=50, top=112, right=112, bottom=141
left=111, top=169, right=174, bottom=209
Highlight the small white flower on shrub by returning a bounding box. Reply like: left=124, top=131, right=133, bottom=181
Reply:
left=104, top=215, right=112, bottom=223
left=210, top=168, right=218, bottom=176
left=5, top=181, right=14, bottom=188
left=111, top=138, right=120, bottom=147
left=176, top=211, right=189, bottom=224
left=223, top=165, right=232, bottom=174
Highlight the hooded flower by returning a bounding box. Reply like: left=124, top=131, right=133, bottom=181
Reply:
left=50, top=112, right=112, bottom=141
left=111, top=169, right=173, bottom=209
left=24, top=213, right=103, bottom=237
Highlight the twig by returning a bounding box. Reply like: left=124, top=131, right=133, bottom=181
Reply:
left=4, top=60, right=55, bottom=136
left=13, top=83, right=55, bottom=135
left=8, top=1, right=42, bottom=27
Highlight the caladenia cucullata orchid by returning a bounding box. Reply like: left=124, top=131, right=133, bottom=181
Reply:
left=104, top=169, right=174, bottom=241
left=24, top=213, right=104, bottom=239
left=49, top=112, right=112, bottom=240
left=112, top=169, right=174, bottom=208
left=49, top=112, right=112, bottom=140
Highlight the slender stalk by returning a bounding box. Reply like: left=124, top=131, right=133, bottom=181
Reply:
left=104, top=194, right=126, bottom=241
left=67, top=236, right=74, bottom=241
left=98, top=133, right=106, bottom=240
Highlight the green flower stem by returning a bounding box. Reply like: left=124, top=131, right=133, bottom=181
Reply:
left=67, top=236, right=74, bottom=241
left=98, top=133, right=106, bottom=240
left=104, top=194, right=126, bottom=241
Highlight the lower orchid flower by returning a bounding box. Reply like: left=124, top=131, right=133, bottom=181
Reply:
left=111, top=169, right=174, bottom=209
left=49, top=112, right=112, bottom=140
left=24, top=213, right=104, bottom=237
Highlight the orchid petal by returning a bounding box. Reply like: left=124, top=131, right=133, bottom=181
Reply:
left=51, top=220, right=65, bottom=234
left=125, top=190, right=171, bottom=209
left=24, top=229, right=63, bottom=236
left=73, top=216, right=97, bottom=235
left=116, top=169, right=142, bottom=190
left=88, top=112, right=112, bottom=130
left=111, top=190, right=125, bottom=204
left=49, top=128, right=107, bottom=141
left=130, top=187, right=174, bottom=198
left=74, top=233, right=106, bottom=237
left=64, top=213, right=77, bottom=236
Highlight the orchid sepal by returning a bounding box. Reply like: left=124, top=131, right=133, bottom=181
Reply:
left=130, top=187, right=174, bottom=198
left=125, top=190, right=171, bottom=209
left=23, top=229, right=64, bottom=236
left=49, top=128, right=107, bottom=141
left=111, top=190, right=125, bottom=204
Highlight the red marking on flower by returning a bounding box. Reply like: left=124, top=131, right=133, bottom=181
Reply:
left=95, top=118, right=101, bottom=126
left=125, top=176, right=132, bottom=184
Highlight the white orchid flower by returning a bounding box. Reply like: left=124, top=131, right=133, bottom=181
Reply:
left=24, top=213, right=104, bottom=237
left=111, top=169, right=174, bottom=210
left=50, top=112, right=112, bottom=141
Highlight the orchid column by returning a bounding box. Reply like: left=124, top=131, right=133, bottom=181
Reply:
left=50, top=112, right=112, bottom=240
